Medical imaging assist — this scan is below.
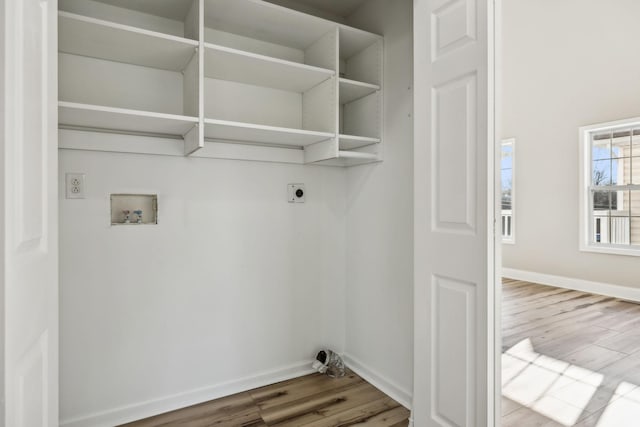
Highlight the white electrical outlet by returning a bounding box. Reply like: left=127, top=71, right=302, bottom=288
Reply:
left=288, top=184, right=305, bottom=203
left=66, top=173, right=86, bottom=199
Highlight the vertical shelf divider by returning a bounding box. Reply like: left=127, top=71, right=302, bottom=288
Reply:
left=334, top=31, right=384, bottom=165
left=185, top=0, right=205, bottom=155
left=304, top=27, right=340, bottom=164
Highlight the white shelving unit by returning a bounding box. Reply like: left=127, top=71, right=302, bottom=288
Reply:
left=57, top=0, right=383, bottom=166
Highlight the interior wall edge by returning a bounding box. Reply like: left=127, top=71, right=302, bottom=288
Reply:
left=502, top=268, right=640, bottom=303
left=59, top=361, right=315, bottom=427
left=342, top=353, right=413, bottom=410
left=342, top=0, right=414, bottom=404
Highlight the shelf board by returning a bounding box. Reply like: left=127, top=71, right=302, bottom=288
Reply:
left=314, top=150, right=380, bottom=167
left=339, top=151, right=379, bottom=160
left=204, top=43, right=334, bottom=93
left=59, top=102, right=199, bottom=136
left=339, top=78, right=380, bottom=104
left=204, top=118, right=333, bottom=147
left=339, top=134, right=381, bottom=150
left=59, top=11, right=198, bottom=72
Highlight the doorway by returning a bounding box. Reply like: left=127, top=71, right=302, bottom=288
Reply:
left=498, top=1, right=640, bottom=425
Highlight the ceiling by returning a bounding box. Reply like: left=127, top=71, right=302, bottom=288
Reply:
left=267, top=0, right=370, bottom=18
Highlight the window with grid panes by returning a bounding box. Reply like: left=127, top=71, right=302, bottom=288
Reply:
left=580, top=120, right=640, bottom=255
left=501, top=139, right=515, bottom=242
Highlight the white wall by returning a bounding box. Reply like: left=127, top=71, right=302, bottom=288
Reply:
left=502, top=0, right=640, bottom=288
left=59, top=145, right=347, bottom=425
left=342, top=0, right=414, bottom=405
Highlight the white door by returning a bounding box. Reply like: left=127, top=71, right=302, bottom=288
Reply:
left=2, top=0, right=58, bottom=425
left=413, top=0, right=497, bottom=425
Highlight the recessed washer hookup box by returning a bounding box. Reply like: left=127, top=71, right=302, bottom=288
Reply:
left=110, top=194, right=158, bottom=225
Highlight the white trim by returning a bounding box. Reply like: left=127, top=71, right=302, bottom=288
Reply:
left=342, top=353, right=412, bottom=410
left=579, top=116, right=640, bottom=134
left=502, top=268, right=640, bottom=302
left=579, top=123, right=591, bottom=254
left=580, top=243, right=640, bottom=257
left=60, top=361, right=315, bottom=427
left=494, top=0, right=503, bottom=423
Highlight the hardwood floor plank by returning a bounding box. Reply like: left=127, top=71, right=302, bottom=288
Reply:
left=250, top=371, right=363, bottom=412
left=347, top=405, right=411, bottom=426
left=120, top=392, right=261, bottom=427
left=264, top=382, right=385, bottom=425
left=588, top=302, right=640, bottom=330
left=300, top=397, right=405, bottom=427
left=563, top=344, right=627, bottom=372
left=595, top=330, right=640, bottom=355
left=502, top=310, right=615, bottom=351
left=504, top=294, right=617, bottom=329
left=502, top=295, right=622, bottom=338
left=533, top=326, right=620, bottom=360
left=501, top=288, right=576, bottom=312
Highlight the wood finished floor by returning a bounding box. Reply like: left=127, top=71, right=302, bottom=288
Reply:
left=502, top=278, right=640, bottom=427
left=120, top=370, right=410, bottom=427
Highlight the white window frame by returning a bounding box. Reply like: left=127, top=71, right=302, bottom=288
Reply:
left=579, top=117, right=640, bottom=256
left=501, top=138, right=516, bottom=243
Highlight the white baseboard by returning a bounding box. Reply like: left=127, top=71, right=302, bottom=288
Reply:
left=502, top=268, right=640, bottom=302
left=342, top=353, right=412, bottom=410
left=60, top=362, right=315, bottom=427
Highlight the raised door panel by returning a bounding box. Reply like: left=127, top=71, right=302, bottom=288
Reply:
left=433, top=73, right=477, bottom=233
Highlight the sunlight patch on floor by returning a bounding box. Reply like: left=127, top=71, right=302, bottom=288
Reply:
left=502, top=338, right=604, bottom=426
left=594, top=383, right=640, bottom=426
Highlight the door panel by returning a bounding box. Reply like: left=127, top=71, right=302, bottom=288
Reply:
left=432, top=275, right=476, bottom=426
left=414, top=0, right=495, bottom=425
left=433, top=73, right=477, bottom=232
left=3, top=0, right=58, bottom=425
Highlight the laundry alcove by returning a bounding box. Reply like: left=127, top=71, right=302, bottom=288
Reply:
left=57, top=0, right=414, bottom=426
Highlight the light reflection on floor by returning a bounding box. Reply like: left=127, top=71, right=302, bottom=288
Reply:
left=591, top=386, right=640, bottom=426
left=503, top=339, right=640, bottom=426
